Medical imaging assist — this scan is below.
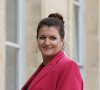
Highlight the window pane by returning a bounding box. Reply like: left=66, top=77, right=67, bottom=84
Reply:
left=6, top=46, right=17, bottom=90
left=6, top=0, right=17, bottom=43
left=73, top=5, right=79, bottom=32
left=74, top=0, right=79, bottom=2
left=73, top=5, right=80, bottom=62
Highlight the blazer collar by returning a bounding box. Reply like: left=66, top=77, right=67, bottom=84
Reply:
left=45, top=50, right=65, bottom=65
left=21, top=63, right=44, bottom=90
left=28, top=50, right=65, bottom=89
left=23, top=50, right=65, bottom=89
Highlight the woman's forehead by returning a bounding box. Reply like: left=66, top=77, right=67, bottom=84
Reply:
left=38, top=26, right=60, bottom=36
left=39, top=26, right=59, bottom=32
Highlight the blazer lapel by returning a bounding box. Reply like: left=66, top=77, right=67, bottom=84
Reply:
left=21, top=63, right=44, bottom=90
left=28, top=64, right=54, bottom=89
left=28, top=50, right=65, bottom=89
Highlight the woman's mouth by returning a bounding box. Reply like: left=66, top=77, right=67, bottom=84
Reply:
left=43, top=47, right=51, bottom=50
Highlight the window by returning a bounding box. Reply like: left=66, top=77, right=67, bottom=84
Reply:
left=6, top=0, right=25, bottom=90
left=73, top=0, right=84, bottom=77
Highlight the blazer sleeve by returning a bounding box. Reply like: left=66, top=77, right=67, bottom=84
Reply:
left=56, top=61, right=83, bottom=90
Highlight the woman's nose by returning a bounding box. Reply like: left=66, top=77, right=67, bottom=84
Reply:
left=44, top=38, right=50, bottom=45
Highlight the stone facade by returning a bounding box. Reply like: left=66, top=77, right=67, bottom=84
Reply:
left=25, top=0, right=42, bottom=81
left=99, top=0, right=100, bottom=89
left=84, top=0, right=100, bottom=89
left=0, top=0, right=5, bottom=90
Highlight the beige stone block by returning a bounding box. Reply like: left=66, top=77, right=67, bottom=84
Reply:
left=42, top=0, right=68, bottom=17
left=25, top=0, right=43, bottom=80
left=99, top=0, right=100, bottom=89
left=85, top=0, right=99, bottom=35
left=25, top=67, right=36, bottom=82
left=85, top=68, right=99, bottom=90
left=0, top=13, right=5, bottom=28
left=85, top=35, right=99, bottom=68
left=0, top=0, right=5, bottom=90
left=85, top=0, right=100, bottom=89
left=0, top=0, right=5, bottom=11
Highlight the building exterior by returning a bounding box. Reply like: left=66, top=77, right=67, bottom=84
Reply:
left=0, top=0, right=100, bottom=90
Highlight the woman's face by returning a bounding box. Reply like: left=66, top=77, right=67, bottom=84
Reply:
left=37, top=25, right=64, bottom=57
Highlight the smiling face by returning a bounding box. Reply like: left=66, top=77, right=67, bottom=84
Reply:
left=37, top=25, right=64, bottom=58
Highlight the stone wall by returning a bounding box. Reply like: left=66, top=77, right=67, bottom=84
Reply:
left=0, top=0, right=5, bottom=90
left=99, top=0, right=100, bottom=89
left=84, top=0, right=99, bottom=89
left=25, top=0, right=42, bottom=82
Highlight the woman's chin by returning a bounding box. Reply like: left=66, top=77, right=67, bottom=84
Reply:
left=42, top=52, right=53, bottom=57
left=43, top=54, right=52, bottom=57
left=41, top=50, right=58, bottom=57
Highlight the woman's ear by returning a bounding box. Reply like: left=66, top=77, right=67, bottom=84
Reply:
left=61, top=38, right=64, bottom=44
left=60, top=38, right=64, bottom=47
left=61, top=38, right=65, bottom=50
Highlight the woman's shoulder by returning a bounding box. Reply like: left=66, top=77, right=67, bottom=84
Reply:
left=59, top=56, right=77, bottom=66
left=55, top=56, right=79, bottom=72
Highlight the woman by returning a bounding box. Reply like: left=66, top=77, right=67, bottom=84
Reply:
left=21, top=13, right=83, bottom=90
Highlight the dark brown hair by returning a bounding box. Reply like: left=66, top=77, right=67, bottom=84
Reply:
left=36, top=13, right=65, bottom=39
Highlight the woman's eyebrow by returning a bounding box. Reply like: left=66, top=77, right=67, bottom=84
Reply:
left=39, top=34, right=59, bottom=38
left=50, top=35, right=58, bottom=37
left=39, top=35, right=46, bottom=36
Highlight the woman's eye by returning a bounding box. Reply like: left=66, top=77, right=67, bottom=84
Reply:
left=50, top=37, right=56, bottom=40
left=40, top=36, right=46, bottom=39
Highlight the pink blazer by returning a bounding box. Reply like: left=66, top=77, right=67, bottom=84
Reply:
left=21, top=50, right=83, bottom=90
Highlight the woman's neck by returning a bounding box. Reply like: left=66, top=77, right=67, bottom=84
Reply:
left=42, top=56, right=54, bottom=65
